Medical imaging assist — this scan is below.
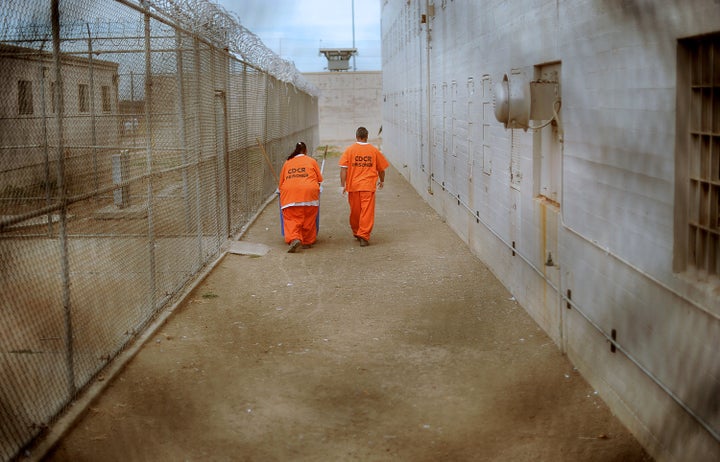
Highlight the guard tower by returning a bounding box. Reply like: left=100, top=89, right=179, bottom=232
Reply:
left=319, top=48, right=357, bottom=71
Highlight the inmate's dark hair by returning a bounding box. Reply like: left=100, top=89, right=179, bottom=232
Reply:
left=355, top=126, right=369, bottom=140
left=288, top=141, right=307, bottom=160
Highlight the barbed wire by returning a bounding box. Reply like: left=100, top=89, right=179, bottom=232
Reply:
left=143, top=0, right=319, bottom=95
left=0, top=0, right=318, bottom=96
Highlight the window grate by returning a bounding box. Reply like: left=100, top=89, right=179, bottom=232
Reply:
left=50, top=81, right=57, bottom=113
left=18, top=79, right=33, bottom=115
left=79, top=83, right=89, bottom=112
left=685, top=34, right=720, bottom=275
left=101, top=85, right=111, bottom=112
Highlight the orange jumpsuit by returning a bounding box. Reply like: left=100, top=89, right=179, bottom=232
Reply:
left=278, top=154, right=323, bottom=245
left=338, top=142, right=389, bottom=242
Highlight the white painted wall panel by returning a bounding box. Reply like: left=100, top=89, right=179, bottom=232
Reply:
left=381, top=0, right=720, bottom=460
left=302, top=71, right=382, bottom=145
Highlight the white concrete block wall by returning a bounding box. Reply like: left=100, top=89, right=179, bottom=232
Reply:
left=381, top=1, right=720, bottom=460
left=302, top=71, right=382, bottom=145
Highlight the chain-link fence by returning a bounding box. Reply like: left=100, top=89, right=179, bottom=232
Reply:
left=0, top=1, right=318, bottom=459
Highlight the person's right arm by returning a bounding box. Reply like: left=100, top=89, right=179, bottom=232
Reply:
left=338, top=150, right=349, bottom=194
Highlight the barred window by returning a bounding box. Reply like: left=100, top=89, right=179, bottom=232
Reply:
left=79, top=83, right=89, bottom=112
left=101, top=85, right=111, bottom=112
left=50, top=81, right=57, bottom=113
left=676, top=33, right=720, bottom=277
left=18, top=80, right=33, bottom=115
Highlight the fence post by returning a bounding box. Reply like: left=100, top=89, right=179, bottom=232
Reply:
left=38, top=42, right=53, bottom=236
left=143, top=1, right=157, bottom=311
left=193, top=37, right=204, bottom=262
left=112, top=150, right=129, bottom=207
left=86, top=24, right=99, bottom=195
left=175, top=30, right=193, bottom=235
left=52, top=0, right=75, bottom=398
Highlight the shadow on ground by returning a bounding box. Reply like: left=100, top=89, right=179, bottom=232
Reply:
left=43, top=153, right=651, bottom=461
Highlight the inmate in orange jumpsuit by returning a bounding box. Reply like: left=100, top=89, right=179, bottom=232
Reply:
left=278, top=154, right=323, bottom=246
left=338, top=142, right=389, bottom=243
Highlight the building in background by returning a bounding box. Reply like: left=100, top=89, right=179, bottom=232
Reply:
left=0, top=43, right=119, bottom=190
left=303, top=70, right=382, bottom=146
left=381, top=1, right=720, bottom=461
left=319, top=48, right=357, bottom=72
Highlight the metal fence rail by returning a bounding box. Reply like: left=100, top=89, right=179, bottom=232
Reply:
left=0, top=1, right=318, bottom=459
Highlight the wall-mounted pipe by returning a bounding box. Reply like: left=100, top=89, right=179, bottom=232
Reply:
left=425, top=0, right=433, bottom=195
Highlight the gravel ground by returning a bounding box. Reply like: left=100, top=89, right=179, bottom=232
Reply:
left=42, top=155, right=651, bottom=462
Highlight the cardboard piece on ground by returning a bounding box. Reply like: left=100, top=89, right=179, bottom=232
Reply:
left=228, top=241, right=270, bottom=256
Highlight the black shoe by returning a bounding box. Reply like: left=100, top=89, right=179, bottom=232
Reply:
left=359, top=238, right=369, bottom=247
left=288, top=239, right=301, bottom=253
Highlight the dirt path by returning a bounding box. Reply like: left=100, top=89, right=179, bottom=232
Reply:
left=43, top=154, right=651, bottom=461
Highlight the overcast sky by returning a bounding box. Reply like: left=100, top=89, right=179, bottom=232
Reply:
left=214, top=0, right=381, bottom=73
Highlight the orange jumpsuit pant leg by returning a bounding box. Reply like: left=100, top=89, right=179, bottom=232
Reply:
left=356, top=191, right=376, bottom=241
left=347, top=191, right=375, bottom=241
left=282, top=206, right=304, bottom=244
left=347, top=192, right=362, bottom=237
left=300, top=205, right=319, bottom=245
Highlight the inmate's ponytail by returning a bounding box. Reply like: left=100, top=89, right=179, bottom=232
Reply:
left=287, top=141, right=307, bottom=160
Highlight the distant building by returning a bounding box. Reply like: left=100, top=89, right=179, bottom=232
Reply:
left=0, top=43, right=120, bottom=189
left=319, top=48, right=357, bottom=72
left=303, top=70, right=381, bottom=146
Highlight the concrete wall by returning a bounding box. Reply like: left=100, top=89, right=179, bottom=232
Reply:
left=303, top=71, right=382, bottom=145
left=381, top=1, right=720, bottom=461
